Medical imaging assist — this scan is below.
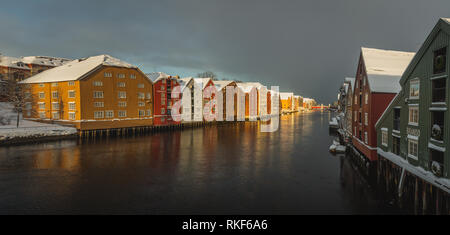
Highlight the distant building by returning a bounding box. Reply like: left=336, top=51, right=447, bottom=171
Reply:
left=20, top=55, right=153, bottom=130
left=280, top=92, right=294, bottom=112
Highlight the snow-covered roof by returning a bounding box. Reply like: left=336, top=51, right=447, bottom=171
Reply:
left=178, top=77, right=194, bottom=91
left=20, top=55, right=138, bottom=84
left=0, top=55, right=30, bottom=70
left=193, top=78, right=213, bottom=89
left=279, top=92, right=294, bottom=100
left=21, top=56, right=71, bottom=67
left=443, top=18, right=450, bottom=24
left=214, top=80, right=235, bottom=91
left=361, top=47, right=415, bottom=93
left=146, top=72, right=179, bottom=83
left=236, top=82, right=263, bottom=93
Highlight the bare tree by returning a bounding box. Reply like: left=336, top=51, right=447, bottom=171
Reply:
left=4, top=80, right=36, bottom=128
left=197, top=71, right=218, bottom=80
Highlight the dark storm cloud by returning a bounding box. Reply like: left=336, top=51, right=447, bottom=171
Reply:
left=1, top=0, right=450, bottom=103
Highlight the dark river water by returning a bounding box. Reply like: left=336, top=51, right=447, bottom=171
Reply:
left=0, top=111, right=404, bottom=214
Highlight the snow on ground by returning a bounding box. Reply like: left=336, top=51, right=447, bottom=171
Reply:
left=0, top=102, right=77, bottom=140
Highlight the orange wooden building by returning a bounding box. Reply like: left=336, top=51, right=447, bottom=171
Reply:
left=19, top=55, right=154, bottom=131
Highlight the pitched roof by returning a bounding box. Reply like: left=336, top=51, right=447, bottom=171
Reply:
left=361, top=47, right=415, bottom=93
left=400, top=18, right=450, bottom=85
left=21, top=56, right=71, bottom=67
left=178, top=77, right=194, bottom=91
left=0, top=55, right=30, bottom=70
left=236, top=82, right=263, bottom=93
left=20, top=55, right=138, bottom=84
left=279, top=92, right=294, bottom=100
left=193, top=78, right=213, bottom=89
left=214, top=80, right=235, bottom=91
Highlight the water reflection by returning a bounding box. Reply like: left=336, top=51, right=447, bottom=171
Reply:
left=0, top=111, right=401, bottom=214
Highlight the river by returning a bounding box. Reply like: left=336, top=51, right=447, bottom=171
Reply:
left=0, top=111, right=406, bottom=214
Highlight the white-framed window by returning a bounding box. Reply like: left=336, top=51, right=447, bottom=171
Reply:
left=146, top=109, right=151, bottom=116
left=38, top=102, right=45, bottom=110
left=68, top=112, right=76, bottom=120
left=409, top=79, right=420, bottom=99
left=117, top=73, right=125, bottom=78
left=52, top=102, right=59, bottom=110
left=93, top=91, right=104, bottom=98
left=52, top=82, right=58, bottom=87
left=161, top=108, right=165, bottom=114
left=118, top=91, right=126, bottom=99
left=409, top=106, right=419, bottom=125
left=24, top=92, right=31, bottom=99
left=365, top=93, right=368, bottom=104
left=52, top=91, right=58, bottom=99
left=94, top=111, right=104, bottom=119
left=138, top=101, right=145, bottom=107
left=381, top=129, right=388, bottom=147
left=146, top=93, right=151, bottom=99
left=118, top=110, right=127, bottom=118
left=24, top=102, right=31, bottom=110
left=118, top=101, right=127, bottom=107
left=52, top=112, right=60, bottom=120
left=68, top=81, right=75, bottom=86
left=39, top=92, right=45, bottom=99
left=364, top=131, right=368, bottom=144
left=363, top=77, right=366, bottom=86
left=117, top=82, right=126, bottom=87
left=104, top=72, right=112, bottom=78
left=408, top=139, right=419, bottom=160
left=139, top=110, right=145, bottom=117
left=68, top=102, right=76, bottom=110
left=354, top=111, right=357, bottom=121
left=105, top=110, right=114, bottom=118
left=162, top=79, right=166, bottom=84
left=138, top=92, right=145, bottom=99
left=364, top=112, right=368, bottom=126
left=354, top=127, right=356, bottom=136
left=130, top=74, right=136, bottom=79
left=94, top=102, right=104, bottom=108
left=68, top=90, right=76, bottom=98
left=39, top=84, right=45, bottom=88
left=138, top=83, right=145, bottom=88
left=161, top=85, right=165, bottom=91
left=39, top=111, right=46, bottom=119
left=93, top=81, right=103, bottom=86
left=354, top=95, right=357, bottom=104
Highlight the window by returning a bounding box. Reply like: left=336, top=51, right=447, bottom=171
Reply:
left=429, top=149, right=444, bottom=176
left=117, top=82, right=126, bottom=87
left=393, top=108, right=401, bottom=131
left=39, top=111, right=46, bottom=119
left=432, top=78, right=446, bottom=103
left=69, top=112, right=76, bottom=120
left=146, top=109, right=151, bottom=116
left=24, top=92, right=31, bottom=99
left=161, top=108, right=165, bottom=114
left=354, top=95, right=357, bottom=104
left=94, top=102, right=104, bottom=108
left=52, top=112, right=60, bottom=120
left=359, top=94, right=362, bottom=107
left=138, top=92, right=145, bottom=99
left=354, top=127, right=356, bottom=136
left=354, top=111, right=357, bottom=121
left=130, top=74, right=136, bottom=79
left=409, top=106, right=419, bottom=125
left=105, top=110, right=114, bottom=118
left=359, top=112, right=361, bottom=124
left=381, top=129, right=388, bottom=146
left=117, top=73, right=125, bottom=78
left=39, top=84, right=45, bottom=88
left=365, top=131, right=368, bottom=144
left=408, top=139, right=418, bottom=160
left=118, top=110, right=127, bottom=118
left=118, top=101, right=127, bottom=107
left=52, top=83, right=58, bottom=87
left=433, top=47, right=446, bottom=74
left=104, top=72, right=112, bottom=78
left=146, top=93, right=151, bottom=99
left=69, top=102, right=76, bottom=110
left=393, top=136, right=400, bottom=155
left=364, top=112, right=368, bottom=126
left=139, top=110, right=145, bottom=117
left=94, top=111, right=104, bottom=119
left=138, top=101, right=145, bottom=107
left=25, top=102, right=31, bottom=110
left=161, top=85, right=165, bottom=91
left=138, top=83, right=144, bottom=88
left=52, top=91, right=58, bottom=99
left=39, top=92, right=45, bottom=99
left=52, top=102, right=59, bottom=110
left=409, top=79, right=420, bottom=99
left=39, top=102, right=45, bottom=110
left=93, top=81, right=103, bottom=86
left=93, top=91, right=104, bottom=98
left=431, top=111, right=444, bottom=141
left=68, top=90, right=76, bottom=98
left=68, top=81, right=75, bottom=86
left=118, top=91, right=126, bottom=99
left=365, top=93, right=368, bottom=104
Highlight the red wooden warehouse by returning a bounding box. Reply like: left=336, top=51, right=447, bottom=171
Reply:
left=148, top=72, right=181, bottom=126
left=351, top=47, right=414, bottom=161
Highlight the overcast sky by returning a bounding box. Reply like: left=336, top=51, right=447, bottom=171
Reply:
left=1, top=0, right=450, bottom=104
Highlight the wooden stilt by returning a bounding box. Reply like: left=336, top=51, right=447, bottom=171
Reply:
left=414, top=178, right=419, bottom=215
left=422, top=180, right=427, bottom=215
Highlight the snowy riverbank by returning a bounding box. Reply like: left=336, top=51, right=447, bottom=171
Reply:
left=0, top=103, right=77, bottom=145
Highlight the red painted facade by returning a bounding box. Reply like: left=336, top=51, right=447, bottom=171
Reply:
left=351, top=54, right=396, bottom=161
left=153, top=76, right=181, bottom=126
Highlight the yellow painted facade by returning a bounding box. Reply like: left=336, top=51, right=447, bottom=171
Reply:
left=24, top=66, right=153, bottom=130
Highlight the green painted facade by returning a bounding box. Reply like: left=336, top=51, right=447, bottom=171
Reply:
left=375, top=18, right=450, bottom=179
